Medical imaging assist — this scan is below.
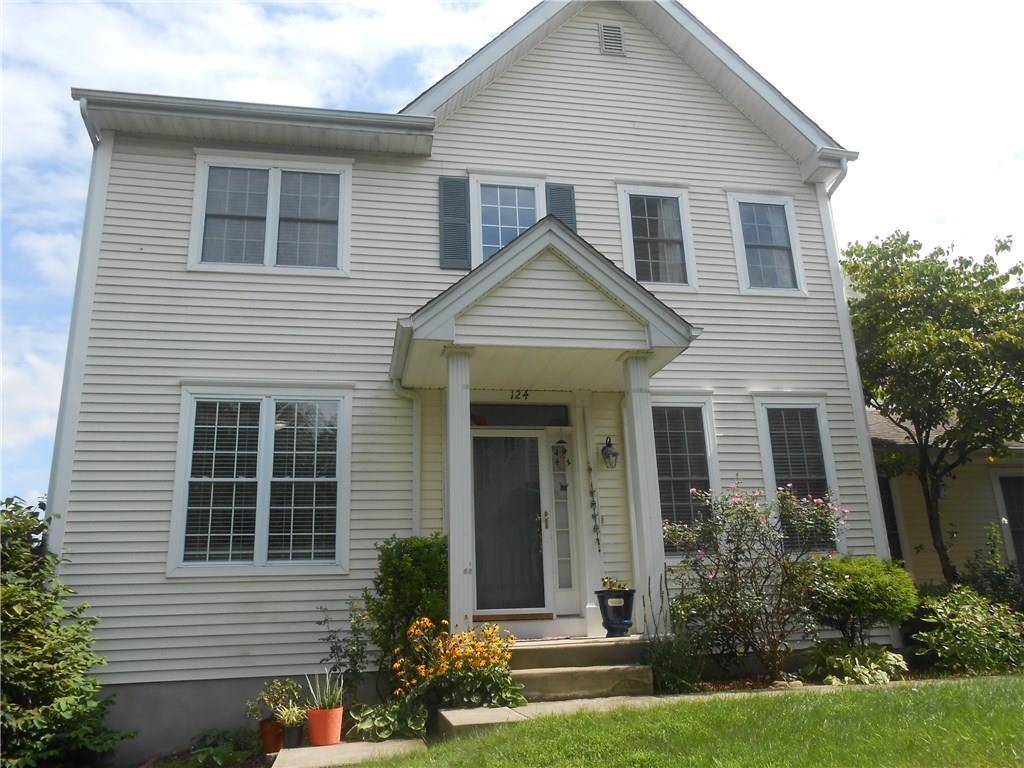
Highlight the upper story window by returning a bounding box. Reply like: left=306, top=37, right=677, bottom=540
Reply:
left=617, top=185, right=697, bottom=287
left=469, top=175, right=547, bottom=266
left=188, top=151, right=352, bottom=275
left=480, top=184, right=537, bottom=260
left=170, top=385, right=351, bottom=577
left=727, top=193, right=803, bottom=294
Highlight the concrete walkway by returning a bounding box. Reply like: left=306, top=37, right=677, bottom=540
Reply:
left=271, top=739, right=425, bottom=768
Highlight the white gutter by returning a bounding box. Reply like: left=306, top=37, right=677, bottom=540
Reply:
left=391, top=379, right=422, bottom=536
left=72, top=88, right=435, bottom=134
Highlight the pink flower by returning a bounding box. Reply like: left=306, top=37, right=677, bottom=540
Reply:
left=813, top=498, right=824, bottom=505
left=707, top=572, right=716, bottom=581
left=786, top=483, right=794, bottom=488
left=697, top=548, right=706, bottom=556
left=727, top=482, right=738, bottom=489
left=730, top=495, right=743, bottom=504
left=689, top=488, right=698, bottom=495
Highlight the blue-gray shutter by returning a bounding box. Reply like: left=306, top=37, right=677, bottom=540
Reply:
left=439, top=176, right=471, bottom=269
left=545, top=183, right=577, bottom=231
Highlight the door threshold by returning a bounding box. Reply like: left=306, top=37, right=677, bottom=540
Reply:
left=473, top=612, right=554, bottom=622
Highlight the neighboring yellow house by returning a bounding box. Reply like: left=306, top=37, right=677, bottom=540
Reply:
left=868, top=410, right=1024, bottom=585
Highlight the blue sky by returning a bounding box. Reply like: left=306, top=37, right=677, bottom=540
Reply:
left=2, top=0, right=1022, bottom=502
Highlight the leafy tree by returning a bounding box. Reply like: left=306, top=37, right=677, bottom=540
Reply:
left=1, top=497, right=131, bottom=766
left=843, top=233, right=1024, bottom=582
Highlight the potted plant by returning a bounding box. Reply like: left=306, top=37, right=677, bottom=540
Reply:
left=305, top=668, right=345, bottom=746
left=246, top=678, right=303, bottom=754
left=596, top=576, right=636, bottom=637
left=275, top=701, right=306, bottom=749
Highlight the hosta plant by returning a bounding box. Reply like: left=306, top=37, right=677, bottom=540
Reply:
left=349, top=698, right=428, bottom=742
left=804, top=640, right=908, bottom=686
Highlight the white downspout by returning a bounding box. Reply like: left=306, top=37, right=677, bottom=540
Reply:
left=391, top=379, right=422, bottom=536
left=826, top=157, right=849, bottom=199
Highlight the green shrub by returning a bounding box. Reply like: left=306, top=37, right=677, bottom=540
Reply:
left=664, top=486, right=841, bottom=679
left=963, top=523, right=1024, bottom=614
left=363, top=534, right=448, bottom=672
left=1, top=497, right=131, bottom=767
left=188, top=728, right=258, bottom=767
left=914, top=585, right=1024, bottom=674
left=803, top=640, right=908, bottom=686
left=798, top=555, right=918, bottom=645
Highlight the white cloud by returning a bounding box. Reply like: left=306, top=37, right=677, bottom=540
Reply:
left=11, top=232, right=81, bottom=295
left=1, top=326, right=67, bottom=451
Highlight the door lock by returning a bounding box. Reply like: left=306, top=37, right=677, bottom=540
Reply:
left=543, top=510, right=550, bottom=529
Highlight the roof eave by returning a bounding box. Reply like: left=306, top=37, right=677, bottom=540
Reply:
left=71, top=88, right=436, bottom=155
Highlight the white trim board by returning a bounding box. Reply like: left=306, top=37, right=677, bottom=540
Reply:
left=47, top=130, right=115, bottom=556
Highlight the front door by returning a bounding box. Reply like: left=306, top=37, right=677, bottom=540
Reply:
left=472, top=432, right=553, bottom=615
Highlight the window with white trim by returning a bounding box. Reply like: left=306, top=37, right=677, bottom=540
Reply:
left=469, top=175, right=547, bottom=266
left=727, top=193, right=802, bottom=292
left=189, top=152, right=351, bottom=272
left=764, top=405, right=834, bottom=549
left=618, top=185, right=696, bottom=286
left=180, top=390, right=348, bottom=569
left=652, top=404, right=711, bottom=551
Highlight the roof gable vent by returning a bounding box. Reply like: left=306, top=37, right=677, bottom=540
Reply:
left=598, top=23, right=625, bottom=56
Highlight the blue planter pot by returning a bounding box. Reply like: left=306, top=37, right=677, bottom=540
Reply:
left=595, top=589, right=636, bottom=637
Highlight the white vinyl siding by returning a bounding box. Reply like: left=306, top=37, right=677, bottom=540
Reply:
left=59, top=1, right=883, bottom=684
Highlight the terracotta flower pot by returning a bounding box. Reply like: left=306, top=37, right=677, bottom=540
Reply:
left=307, top=706, right=344, bottom=746
left=259, top=718, right=284, bottom=753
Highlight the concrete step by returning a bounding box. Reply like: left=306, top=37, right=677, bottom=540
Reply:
left=510, top=636, right=647, bottom=670
left=512, top=663, right=654, bottom=702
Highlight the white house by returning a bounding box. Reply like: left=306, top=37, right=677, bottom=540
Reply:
left=50, top=1, right=889, bottom=760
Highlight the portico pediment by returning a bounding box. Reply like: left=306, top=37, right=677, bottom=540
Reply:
left=390, top=216, right=701, bottom=390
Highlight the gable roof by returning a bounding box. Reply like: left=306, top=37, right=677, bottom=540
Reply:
left=389, top=215, right=701, bottom=383
left=401, top=0, right=856, bottom=184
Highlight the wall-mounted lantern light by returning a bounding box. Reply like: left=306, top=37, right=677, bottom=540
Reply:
left=600, top=436, right=619, bottom=469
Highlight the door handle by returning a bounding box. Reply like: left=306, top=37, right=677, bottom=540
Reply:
left=543, top=510, right=550, bottom=529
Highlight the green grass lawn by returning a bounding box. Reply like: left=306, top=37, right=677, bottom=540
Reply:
left=364, top=676, right=1024, bottom=768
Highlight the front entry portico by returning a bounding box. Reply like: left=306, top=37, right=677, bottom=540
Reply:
left=390, top=217, right=701, bottom=634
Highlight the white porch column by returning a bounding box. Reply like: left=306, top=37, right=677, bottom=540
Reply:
left=621, top=353, right=666, bottom=630
left=444, top=346, right=474, bottom=631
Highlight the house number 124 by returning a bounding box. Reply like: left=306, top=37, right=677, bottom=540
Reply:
left=509, top=389, right=530, bottom=401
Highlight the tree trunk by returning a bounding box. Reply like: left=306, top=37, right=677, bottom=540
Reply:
left=919, top=475, right=958, bottom=583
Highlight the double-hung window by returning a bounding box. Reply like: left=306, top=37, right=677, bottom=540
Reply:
left=189, top=152, right=351, bottom=273
left=651, top=400, right=716, bottom=552
left=618, top=185, right=696, bottom=286
left=755, top=398, right=837, bottom=550
left=173, top=386, right=350, bottom=574
left=469, top=175, right=546, bottom=266
left=728, top=193, right=802, bottom=292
